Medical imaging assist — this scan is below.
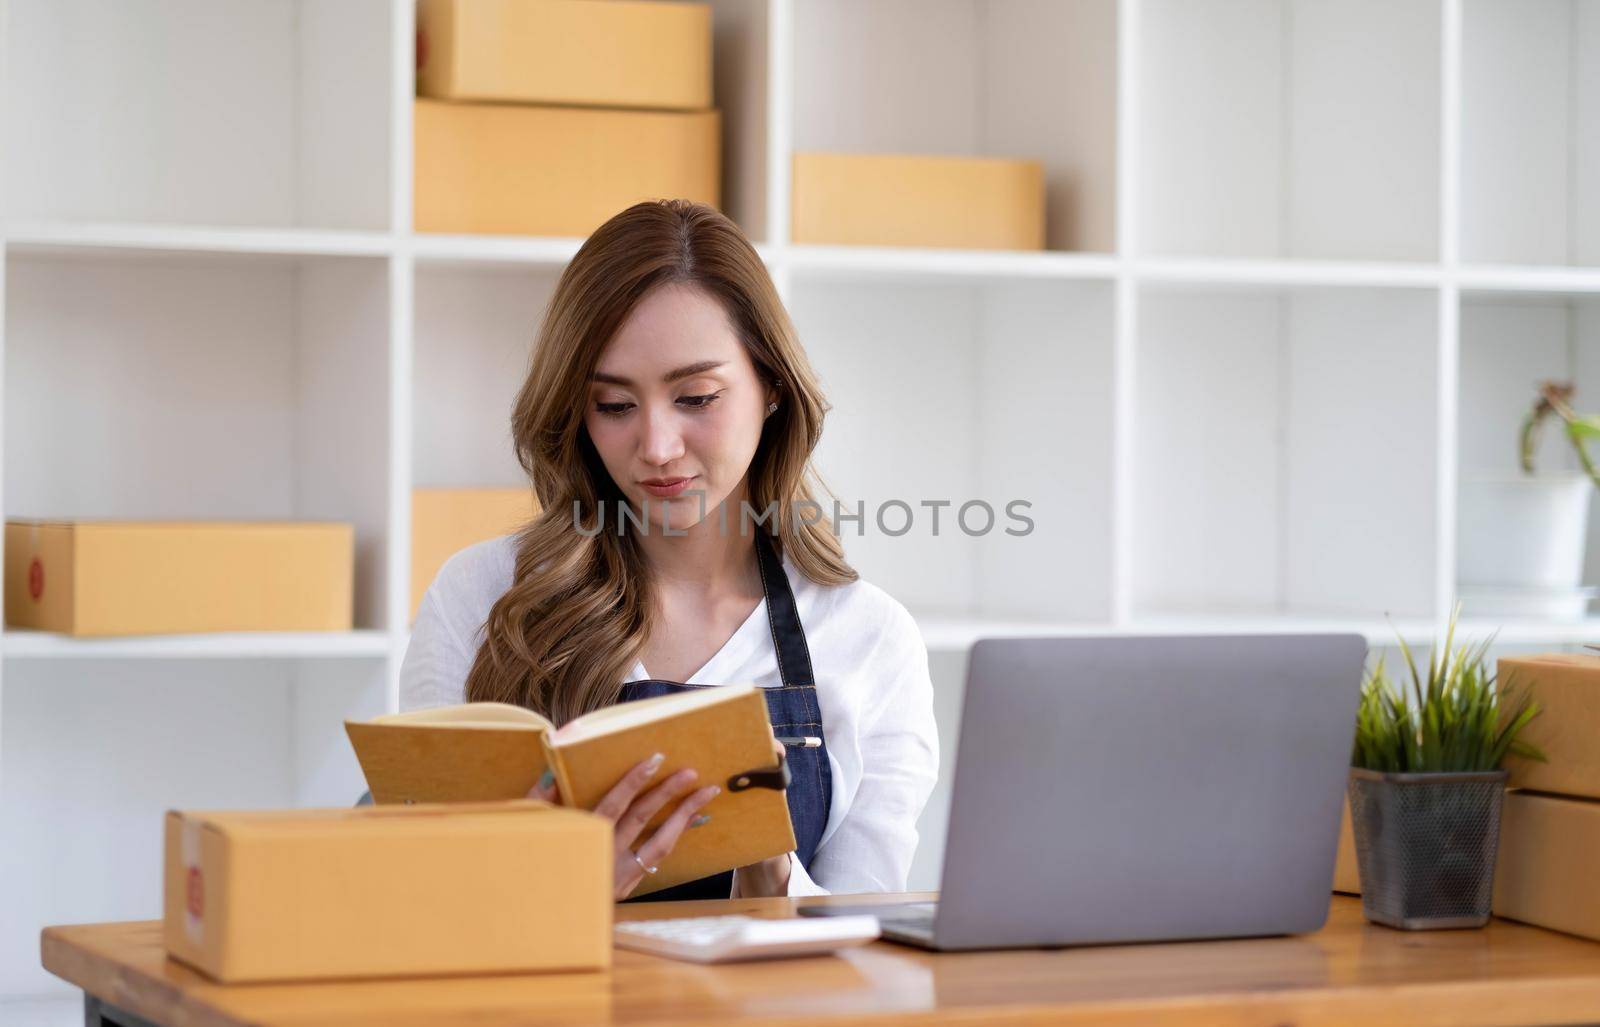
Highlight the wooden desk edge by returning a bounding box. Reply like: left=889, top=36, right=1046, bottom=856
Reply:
left=39, top=893, right=939, bottom=1027
left=39, top=895, right=1600, bottom=1027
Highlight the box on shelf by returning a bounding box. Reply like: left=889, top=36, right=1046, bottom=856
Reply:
left=1498, top=654, right=1600, bottom=800
left=412, top=487, right=538, bottom=619
left=4, top=520, right=353, bottom=637
left=414, top=99, right=720, bottom=237
left=418, top=0, right=712, bottom=111
left=791, top=152, right=1045, bottom=251
left=1493, top=790, right=1600, bottom=941
left=164, top=801, right=611, bottom=982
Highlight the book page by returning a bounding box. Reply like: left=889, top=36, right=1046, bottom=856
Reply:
left=370, top=701, right=553, bottom=733
left=554, top=685, right=756, bottom=745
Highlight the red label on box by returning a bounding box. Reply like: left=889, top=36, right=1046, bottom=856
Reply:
left=187, top=866, right=204, bottom=920
left=27, top=558, right=43, bottom=601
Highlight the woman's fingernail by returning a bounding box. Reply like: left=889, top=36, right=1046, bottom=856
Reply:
left=690, top=814, right=711, bottom=828
left=709, top=785, right=721, bottom=797
left=646, top=752, right=665, bottom=773
left=537, top=769, right=554, bottom=791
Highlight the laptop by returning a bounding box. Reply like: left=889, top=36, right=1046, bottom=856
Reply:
left=802, top=633, right=1365, bottom=950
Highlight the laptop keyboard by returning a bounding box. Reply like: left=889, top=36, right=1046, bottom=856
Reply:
left=874, top=902, right=938, bottom=937
left=875, top=901, right=938, bottom=921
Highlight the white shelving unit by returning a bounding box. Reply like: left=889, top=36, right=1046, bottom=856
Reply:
left=4, top=0, right=1600, bottom=1013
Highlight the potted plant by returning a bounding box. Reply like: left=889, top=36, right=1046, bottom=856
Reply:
left=1347, top=614, right=1543, bottom=929
left=1459, top=381, right=1600, bottom=619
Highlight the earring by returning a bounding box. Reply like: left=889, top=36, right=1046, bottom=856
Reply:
left=766, top=401, right=779, bottom=416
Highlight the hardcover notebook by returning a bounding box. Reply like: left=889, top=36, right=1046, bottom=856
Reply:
left=345, top=686, right=796, bottom=895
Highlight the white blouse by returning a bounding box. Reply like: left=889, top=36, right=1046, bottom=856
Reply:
left=399, top=535, right=940, bottom=897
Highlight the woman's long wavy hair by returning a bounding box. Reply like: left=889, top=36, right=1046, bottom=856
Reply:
left=464, top=200, right=856, bottom=723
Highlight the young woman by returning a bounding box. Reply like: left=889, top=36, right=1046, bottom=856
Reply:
left=400, top=199, right=938, bottom=901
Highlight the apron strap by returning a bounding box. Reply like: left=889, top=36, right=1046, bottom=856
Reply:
left=754, top=533, right=814, bottom=688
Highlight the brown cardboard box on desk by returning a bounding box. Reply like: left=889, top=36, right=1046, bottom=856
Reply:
left=1332, top=795, right=1361, bottom=894
left=1494, top=791, right=1600, bottom=941
left=414, top=99, right=720, bottom=237
left=411, top=487, right=537, bottom=620
left=1488, top=654, right=1600, bottom=939
left=792, top=152, right=1046, bottom=250
left=418, top=0, right=712, bottom=110
left=4, top=520, right=352, bottom=636
left=1499, top=653, right=1600, bottom=799
left=163, top=801, right=611, bottom=982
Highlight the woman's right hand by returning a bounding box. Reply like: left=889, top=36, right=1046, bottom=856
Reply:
left=529, top=753, right=719, bottom=900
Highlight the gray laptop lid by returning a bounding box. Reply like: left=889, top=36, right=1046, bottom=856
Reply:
left=933, top=633, right=1365, bottom=949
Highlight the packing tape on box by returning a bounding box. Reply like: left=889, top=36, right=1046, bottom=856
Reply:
left=181, top=819, right=203, bottom=945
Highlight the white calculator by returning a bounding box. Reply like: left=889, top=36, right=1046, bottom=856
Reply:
left=613, top=913, right=880, bottom=963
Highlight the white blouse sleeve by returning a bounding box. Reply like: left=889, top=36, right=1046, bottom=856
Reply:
left=399, top=584, right=473, bottom=711
left=399, top=537, right=513, bottom=711
left=796, top=602, right=940, bottom=895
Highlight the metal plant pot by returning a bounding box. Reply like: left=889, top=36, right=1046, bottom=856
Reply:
left=1347, top=767, right=1509, bottom=930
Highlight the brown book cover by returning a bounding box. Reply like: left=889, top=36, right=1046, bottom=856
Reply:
left=345, top=687, right=796, bottom=895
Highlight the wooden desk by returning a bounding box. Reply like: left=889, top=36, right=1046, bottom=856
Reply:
left=42, top=893, right=1600, bottom=1026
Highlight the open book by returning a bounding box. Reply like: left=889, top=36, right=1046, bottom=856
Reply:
left=344, top=686, right=796, bottom=895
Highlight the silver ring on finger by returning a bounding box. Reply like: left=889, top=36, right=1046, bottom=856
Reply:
left=631, top=850, right=658, bottom=875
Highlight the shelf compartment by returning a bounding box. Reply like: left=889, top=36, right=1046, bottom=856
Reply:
left=3, top=252, right=393, bottom=629
left=1139, top=0, right=1440, bottom=262
left=791, top=278, right=1115, bottom=622
left=1458, top=290, right=1600, bottom=591
left=413, top=266, right=558, bottom=491
left=1460, top=0, right=1600, bottom=266
left=4, top=0, right=392, bottom=230
left=1133, top=283, right=1440, bottom=619
left=791, top=0, right=1118, bottom=254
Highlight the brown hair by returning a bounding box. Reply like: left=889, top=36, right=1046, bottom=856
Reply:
left=463, top=200, right=856, bottom=723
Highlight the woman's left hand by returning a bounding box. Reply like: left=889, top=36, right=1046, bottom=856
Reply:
left=732, top=737, right=794, bottom=897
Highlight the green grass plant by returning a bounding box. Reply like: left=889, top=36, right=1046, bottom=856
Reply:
left=1352, top=611, right=1545, bottom=774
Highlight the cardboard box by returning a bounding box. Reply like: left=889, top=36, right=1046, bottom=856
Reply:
left=412, top=488, right=537, bottom=619
left=5, top=520, right=352, bottom=636
left=1493, top=790, right=1600, bottom=940
left=791, top=152, right=1046, bottom=251
left=414, top=99, right=720, bottom=237
left=1499, top=654, right=1600, bottom=800
left=1333, top=793, right=1361, bottom=894
left=164, top=801, right=611, bottom=982
left=419, top=0, right=712, bottom=110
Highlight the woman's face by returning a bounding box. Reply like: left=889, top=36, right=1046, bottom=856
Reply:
left=584, top=283, right=772, bottom=535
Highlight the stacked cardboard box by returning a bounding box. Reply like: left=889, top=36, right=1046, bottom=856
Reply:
left=415, top=0, right=720, bottom=237
left=1491, top=654, right=1600, bottom=940
left=411, top=487, right=537, bottom=620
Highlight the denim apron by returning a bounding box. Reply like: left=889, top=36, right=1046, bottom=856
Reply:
left=620, top=535, right=833, bottom=902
